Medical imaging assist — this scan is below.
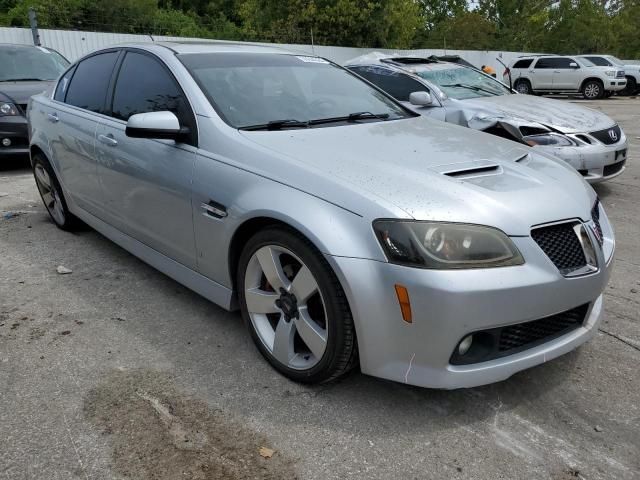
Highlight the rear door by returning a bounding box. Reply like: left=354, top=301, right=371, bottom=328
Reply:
left=531, top=58, right=555, bottom=89
left=47, top=50, right=120, bottom=215
left=95, top=49, right=198, bottom=269
left=551, top=57, right=583, bottom=90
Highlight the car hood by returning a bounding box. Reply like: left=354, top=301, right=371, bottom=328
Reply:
left=456, top=94, right=615, bottom=134
left=239, top=116, right=595, bottom=236
left=0, top=80, right=55, bottom=105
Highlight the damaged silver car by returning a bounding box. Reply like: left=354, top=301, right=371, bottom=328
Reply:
left=346, top=53, right=628, bottom=183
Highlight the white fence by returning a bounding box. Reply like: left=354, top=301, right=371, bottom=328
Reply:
left=1, top=26, right=528, bottom=73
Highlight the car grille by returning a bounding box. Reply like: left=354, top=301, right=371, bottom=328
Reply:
left=590, top=125, right=622, bottom=145
left=591, top=201, right=604, bottom=247
left=603, top=159, right=626, bottom=177
left=450, top=304, right=589, bottom=365
left=531, top=222, right=587, bottom=274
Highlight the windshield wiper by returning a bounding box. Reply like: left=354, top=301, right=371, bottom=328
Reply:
left=1, top=78, right=50, bottom=82
left=441, top=83, right=499, bottom=96
left=309, top=111, right=390, bottom=125
left=240, top=119, right=310, bottom=131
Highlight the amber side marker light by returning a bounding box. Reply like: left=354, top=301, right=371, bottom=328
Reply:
left=394, top=284, right=412, bottom=323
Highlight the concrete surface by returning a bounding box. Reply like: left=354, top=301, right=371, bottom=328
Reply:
left=1, top=98, right=639, bottom=480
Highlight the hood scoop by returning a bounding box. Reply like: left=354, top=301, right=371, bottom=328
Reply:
left=433, top=160, right=503, bottom=180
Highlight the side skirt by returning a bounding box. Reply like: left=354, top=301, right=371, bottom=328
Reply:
left=71, top=205, right=236, bottom=311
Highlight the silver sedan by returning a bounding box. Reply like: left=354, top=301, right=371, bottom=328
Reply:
left=346, top=54, right=629, bottom=183
left=28, top=43, right=614, bottom=389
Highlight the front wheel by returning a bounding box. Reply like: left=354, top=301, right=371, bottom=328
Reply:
left=582, top=80, right=604, bottom=100
left=237, top=227, right=358, bottom=384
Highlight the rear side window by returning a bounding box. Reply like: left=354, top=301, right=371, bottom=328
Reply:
left=534, top=58, right=555, bottom=69
left=54, top=67, right=75, bottom=102
left=65, top=52, right=119, bottom=114
left=349, top=65, right=429, bottom=102
left=512, top=59, right=533, bottom=69
left=111, top=51, right=196, bottom=144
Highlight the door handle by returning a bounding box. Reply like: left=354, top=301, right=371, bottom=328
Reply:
left=47, top=113, right=59, bottom=123
left=98, top=134, right=118, bottom=147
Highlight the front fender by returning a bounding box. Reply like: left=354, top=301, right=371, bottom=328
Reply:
left=191, top=152, right=387, bottom=289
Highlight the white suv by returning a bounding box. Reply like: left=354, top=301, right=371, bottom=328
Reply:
left=578, top=54, right=639, bottom=96
left=505, top=55, right=626, bottom=99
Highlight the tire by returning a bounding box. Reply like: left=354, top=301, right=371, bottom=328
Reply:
left=582, top=79, right=604, bottom=100
left=237, top=226, right=358, bottom=384
left=618, top=76, right=637, bottom=96
left=514, top=79, right=533, bottom=95
left=32, top=153, right=81, bottom=231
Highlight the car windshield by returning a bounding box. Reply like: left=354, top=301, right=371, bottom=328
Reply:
left=415, top=66, right=511, bottom=100
left=577, top=57, right=596, bottom=67
left=0, top=46, right=69, bottom=82
left=179, top=52, right=410, bottom=129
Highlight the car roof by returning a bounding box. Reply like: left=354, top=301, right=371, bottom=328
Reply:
left=121, top=41, right=294, bottom=56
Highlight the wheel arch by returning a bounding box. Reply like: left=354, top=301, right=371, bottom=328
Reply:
left=580, top=77, right=604, bottom=91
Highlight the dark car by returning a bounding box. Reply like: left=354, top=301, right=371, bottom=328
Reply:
left=0, top=44, right=69, bottom=159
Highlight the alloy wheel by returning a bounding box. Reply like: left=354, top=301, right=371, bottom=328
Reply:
left=244, top=245, right=328, bottom=370
left=34, top=163, right=66, bottom=225
left=584, top=83, right=601, bottom=99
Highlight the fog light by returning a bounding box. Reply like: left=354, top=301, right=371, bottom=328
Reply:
left=458, top=335, right=473, bottom=356
left=1, top=138, right=11, bottom=147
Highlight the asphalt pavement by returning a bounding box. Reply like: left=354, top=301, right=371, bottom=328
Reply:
left=1, top=98, right=639, bottom=480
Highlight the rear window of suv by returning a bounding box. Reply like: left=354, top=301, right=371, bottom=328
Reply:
left=512, top=59, right=533, bottom=69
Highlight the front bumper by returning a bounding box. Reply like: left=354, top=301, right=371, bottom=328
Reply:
left=535, top=136, right=628, bottom=183
left=606, top=80, right=627, bottom=92
left=327, top=215, right=613, bottom=389
left=0, top=116, right=29, bottom=157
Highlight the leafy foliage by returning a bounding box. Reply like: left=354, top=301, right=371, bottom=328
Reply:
left=1, top=0, right=638, bottom=58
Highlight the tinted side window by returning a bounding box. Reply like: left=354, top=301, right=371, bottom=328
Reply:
left=54, top=67, right=75, bottom=102
left=512, top=59, right=533, bottom=69
left=65, top=52, right=119, bottom=114
left=112, top=52, right=190, bottom=123
left=585, top=56, right=610, bottom=66
left=350, top=66, right=428, bottom=102
left=534, top=58, right=555, bottom=69
left=553, top=58, right=574, bottom=68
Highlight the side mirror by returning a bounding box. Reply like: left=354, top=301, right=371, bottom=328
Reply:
left=409, top=91, right=433, bottom=106
left=125, top=111, right=187, bottom=140
left=569, top=62, right=579, bottom=69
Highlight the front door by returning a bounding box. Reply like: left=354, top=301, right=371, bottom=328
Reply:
left=95, top=50, right=199, bottom=269
left=551, top=57, right=583, bottom=90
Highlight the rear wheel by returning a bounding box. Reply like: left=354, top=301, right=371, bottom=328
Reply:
left=514, top=79, right=532, bottom=95
left=582, top=80, right=604, bottom=100
left=32, top=153, right=80, bottom=230
left=237, top=226, right=358, bottom=384
left=619, top=76, right=637, bottom=96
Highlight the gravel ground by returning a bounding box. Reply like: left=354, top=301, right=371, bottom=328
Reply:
left=1, top=98, right=639, bottom=480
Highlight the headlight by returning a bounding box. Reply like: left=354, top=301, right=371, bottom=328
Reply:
left=605, top=70, right=615, bottom=77
left=373, top=220, right=524, bottom=269
left=0, top=102, right=20, bottom=116
left=523, top=133, right=574, bottom=147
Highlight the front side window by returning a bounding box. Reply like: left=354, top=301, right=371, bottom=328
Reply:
left=65, top=51, right=119, bottom=114
left=553, top=58, right=574, bottom=69
left=416, top=66, right=511, bottom=100
left=349, top=66, right=430, bottom=102
left=54, top=67, right=75, bottom=102
left=0, top=46, right=69, bottom=82
left=179, top=53, right=410, bottom=129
